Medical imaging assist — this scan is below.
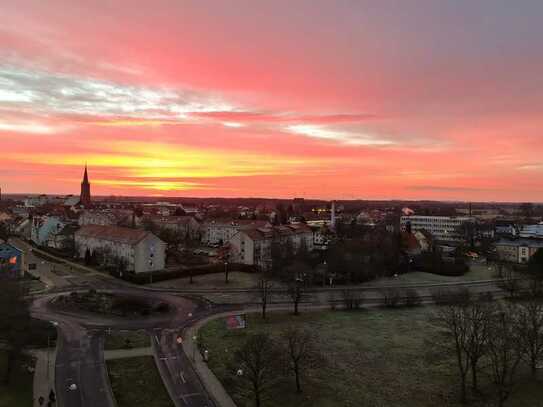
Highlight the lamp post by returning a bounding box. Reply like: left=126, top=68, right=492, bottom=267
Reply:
left=46, top=321, right=58, bottom=384
left=192, top=335, right=197, bottom=361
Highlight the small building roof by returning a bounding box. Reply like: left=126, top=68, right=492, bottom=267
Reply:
left=76, top=225, right=156, bottom=245
left=496, top=239, right=543, bottom=248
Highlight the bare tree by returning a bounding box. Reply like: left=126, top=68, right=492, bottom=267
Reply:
left=341, top=289, right=363, bottom=310
left=281, top=327, right=319, bottom=393
left=403, top=288, right=422, bottom=307
left=234, top=333, right=280, bottom=407
left=287, top=278, right=306, bottom=316
left=255, top=278, right=274, bottom=319
left=497, top=266, right=520, bottom=299
left=381, top=287, right=401, bottom=308
left=486, top=305, right=523, bottom=407
left=434, top=297, right=471, bottom=404
left=464, top=298, right=491, bottom=393
left=516, top=298, right=543, bottom=377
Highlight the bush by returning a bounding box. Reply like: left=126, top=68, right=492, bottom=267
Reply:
left=341, top=289, right=364, bottom=310
left=403, top=288, right=422, bottom=307
left=117, top=263, right=257, bottom=284
left=382, top=288, right=402, bottom=308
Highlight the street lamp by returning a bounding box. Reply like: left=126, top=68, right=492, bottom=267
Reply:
left=46, top=321, right=58, bottom=384
left=192, top=335, right=197, bottom=361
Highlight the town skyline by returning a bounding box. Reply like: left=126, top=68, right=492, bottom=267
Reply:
left=1, top=1, right=543, bottom=201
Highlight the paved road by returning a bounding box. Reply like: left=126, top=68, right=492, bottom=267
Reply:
left=153, top=330, right=215, bottom=407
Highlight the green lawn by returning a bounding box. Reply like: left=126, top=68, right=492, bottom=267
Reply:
left=104, top=330, right=150, bottom=350
left=200, top=308, right=543, bottom=407
left=107, top=356, right=173, bottom=407
left=0, top=352, right=34, bottom=407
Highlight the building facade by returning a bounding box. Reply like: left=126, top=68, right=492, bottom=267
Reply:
left=75, top=225, right=166, bottom=273
left=0, top=241, right=23, bottom=277
left=229, top=224, right=314, bottom=270
left=400, top=215, right=474, bottom=242
left=31, top=216, right=66, bottom=246
left=203, top=220, right=271, bottom=246
left=495, top=239, right=543, bottom=264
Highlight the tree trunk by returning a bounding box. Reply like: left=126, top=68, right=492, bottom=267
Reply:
left=255, top=390, right=261, bottom=407
left=460, top=375, right=467, bottom=405
left=471, top=360, right=479, bottom=393
left=295, top=365, right=301, bottom=393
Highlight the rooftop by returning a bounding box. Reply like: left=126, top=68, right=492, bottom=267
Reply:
left=76, top=225, right=154, bottom=245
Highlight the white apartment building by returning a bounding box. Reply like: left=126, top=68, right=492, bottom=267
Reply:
left=202, top=220, right=271, bottom=246
left=400, top=215, right=474, bottom=242
left=229, top=224, right=314, bottom=270
left=75, top=225, right=166, bottom=273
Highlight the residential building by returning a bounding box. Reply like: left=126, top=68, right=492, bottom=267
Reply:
left=203, top=219, right=271, bottom=246
left=519, top=224, right=543, bottom=239
left=495, top=239, right=543, bottom=264
left=0, top=241, right=23, bottom=277
left=400, top=215, right=475, bottom=243
left=229, top=224, right=314, bottom=270
left=75, top=225, right=166, bottom=273
left=141, top=215, right=201, bottom=240
left=79, top=209, right=131, bottom=227
left=31, top=216, right=66, bottom=246
left=495, top=220, right=518, bottom=238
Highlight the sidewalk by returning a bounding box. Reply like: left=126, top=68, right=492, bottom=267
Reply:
left=183, top=313, right=239, bottom=407
left=31, top=349, right=56, bottom=407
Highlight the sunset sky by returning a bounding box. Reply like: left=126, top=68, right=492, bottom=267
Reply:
left=1, top=0, right=542, bottom=201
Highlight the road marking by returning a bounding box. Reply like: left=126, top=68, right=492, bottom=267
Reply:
left=180, top=392, right=201, bottom=401
left=179, top=371, right=186, bottom=383
left=155, top=335, right=159, bottom=344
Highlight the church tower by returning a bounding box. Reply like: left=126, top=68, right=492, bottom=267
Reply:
left=80, top=164, right=92, bottom=207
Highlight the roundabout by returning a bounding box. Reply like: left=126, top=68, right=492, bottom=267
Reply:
left=30, top=287, right=219, bottom=407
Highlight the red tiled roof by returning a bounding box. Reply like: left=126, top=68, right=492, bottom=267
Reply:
left=76, top=225, right=154, bottom=245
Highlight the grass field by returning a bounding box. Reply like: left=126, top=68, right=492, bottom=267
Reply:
left=200, top=308, right=543, bottom=407
left=0, top=351, right=34, bottom=407
left=104, top=330, right=150, bottom=350
left=151, top=271, right=261, bottom=290
left=107, top=356, right=173, bottom=407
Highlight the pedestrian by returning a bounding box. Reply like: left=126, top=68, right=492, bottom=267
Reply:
left=38, top=396, right=45, bottom=406
left=49, top=389, right=56, bottom=402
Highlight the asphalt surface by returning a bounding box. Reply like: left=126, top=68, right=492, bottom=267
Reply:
left=153, top=329, right=215, bottom=407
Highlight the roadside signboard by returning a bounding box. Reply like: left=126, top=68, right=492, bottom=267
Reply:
left=225, top=314, right=247, bottom=330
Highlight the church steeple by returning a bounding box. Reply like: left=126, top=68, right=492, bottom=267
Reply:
left=80, top=163, right=92, bottom=207
left=83, top=162, right=89, bottom=184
